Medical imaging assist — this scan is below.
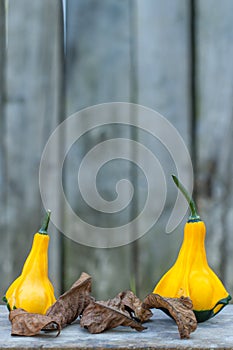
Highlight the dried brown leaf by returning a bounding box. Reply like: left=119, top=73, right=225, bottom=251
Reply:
left=80, top=298, right=146, bottom=334
left=46, top=272, right=93, bottom=328
left=118, top=290, right=153, bottom=323
left=143, top=294, right=197, bottom=339
left=9, top=309, right=61, bottom=337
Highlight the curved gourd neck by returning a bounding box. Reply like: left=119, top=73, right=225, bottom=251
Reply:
left=21, top=233, right=49, bottom=276
left=181, top=221, right=208, bottom=264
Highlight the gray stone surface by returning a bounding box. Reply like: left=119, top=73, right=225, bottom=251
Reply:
left=0, top=305, right=233, bottom=349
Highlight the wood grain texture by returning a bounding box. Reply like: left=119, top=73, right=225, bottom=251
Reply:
left=1, top=0, right=63, bottom=298
left=64, top=0, right=132, bottom=298
left=196, top=0, right=233, bottom=291
left=1, top=305, right=233, bottom=348
left=131, top=0, right=191, bottom=297
left=63, top=0, right=192, bottom=299
left=0, top=0, right=10, bottom=288
left=1, top=0, right=233, bottom=303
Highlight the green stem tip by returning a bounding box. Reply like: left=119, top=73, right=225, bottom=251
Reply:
left=38, top=209, right=51, bottom=234
left=172, top=175, right=200, bottom=222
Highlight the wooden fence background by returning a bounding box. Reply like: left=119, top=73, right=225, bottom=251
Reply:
left=0, top=0, right=233, bottom=301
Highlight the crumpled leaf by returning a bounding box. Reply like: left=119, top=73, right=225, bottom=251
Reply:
left=80, top=295, right=146, bottom=334
left=118, top=290, right=153, bottom=323
left=143, top=294, right=197, bottom=339
left=46, top=272, right=93, bottom=328
left=9, top=309, right=61, bottom=336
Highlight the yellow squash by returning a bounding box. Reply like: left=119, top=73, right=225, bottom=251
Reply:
left=3, top=210, right=56, bottom=314
left=153, top=175, right=231, bottom=322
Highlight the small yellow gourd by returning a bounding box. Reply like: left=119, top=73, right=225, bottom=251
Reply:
left=153, top=176, right=231, bottom=322
left=3, top=210, right=56, bottom=314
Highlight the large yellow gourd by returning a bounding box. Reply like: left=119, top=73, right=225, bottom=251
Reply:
left=153, top=176, right=231, bottom=322
left=3, top=210, right=56, bottom=314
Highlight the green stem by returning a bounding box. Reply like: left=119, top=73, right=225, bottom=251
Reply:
left=172, top=175, right=200, bottom=222
left=38, top=209, right=51, bottom=234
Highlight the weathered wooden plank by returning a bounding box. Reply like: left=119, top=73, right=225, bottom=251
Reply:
left=1, top=0, right=232, bottom=309
left=0, top=0, right=11, bottom=288
left=65, top=0, right=132, bottom=298
left=2, top=0, right=63, bottom=298
left=135, top=0, right=191, bottom=297
left=1, top=305, right=233, bottom=349
left=64, top=0, right=192, bottom=300
left=196, top=0, right=233, bottom=295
